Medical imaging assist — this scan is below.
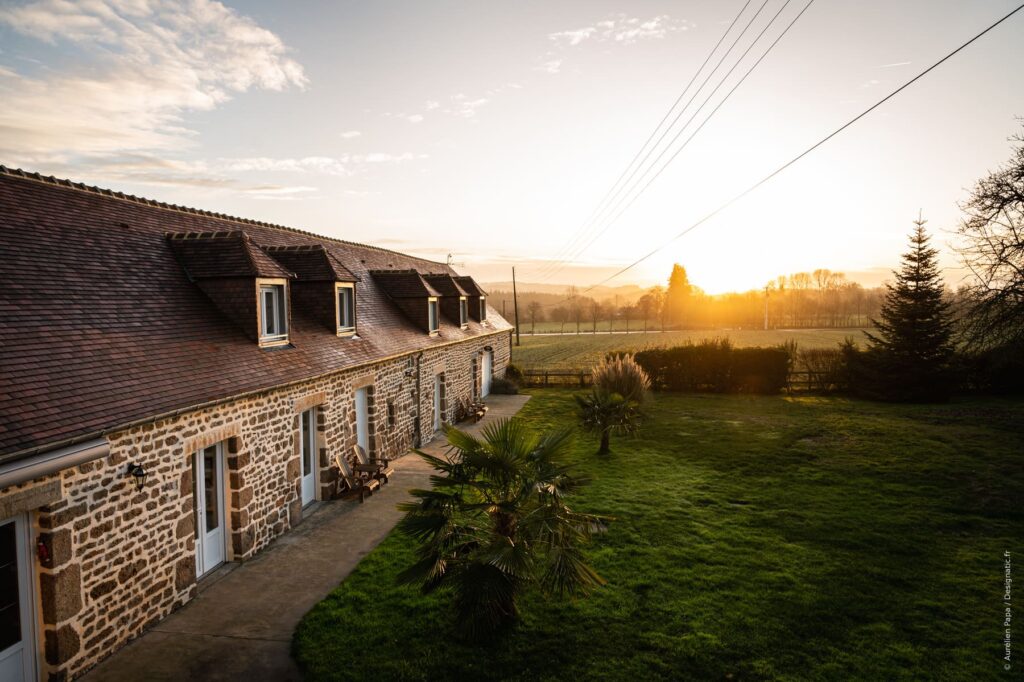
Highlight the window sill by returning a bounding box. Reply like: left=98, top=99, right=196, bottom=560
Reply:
left=336, top=328, right=356, bottom=338
left=259, top=337, right=291, bottom=349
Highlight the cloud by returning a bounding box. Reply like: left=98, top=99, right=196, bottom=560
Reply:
left=878, top=61, right=911, bottom=69
left=404, top=114, right=424, bottom=123
left=549, top=14, right=692, bottom=47
left=535, top=58, right=562, bottom=74
left=451, top=96, right=489, bottom=118
left=424, top=100, right=440, bottom=110
left=0, top=0, right=307, bottom=172
left=340, top=130, right=362, bottom=139
left=860, top=78, right=881, bottom=89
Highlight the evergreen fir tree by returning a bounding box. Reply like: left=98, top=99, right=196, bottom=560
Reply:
left=864, top=214, right=955, bottom=401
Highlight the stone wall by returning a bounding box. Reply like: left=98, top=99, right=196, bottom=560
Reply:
left=1, top=330, right=511, bottom=681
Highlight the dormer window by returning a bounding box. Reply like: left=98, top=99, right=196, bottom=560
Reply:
left=259, top=281, right=288, bottom=345
left=428, top=297, right=439, bottom=334
left=480, top=296, right=487, bottom=321
left=459, top=297, right=468, bottom=327
left=336, top=283, right=356, bottom=336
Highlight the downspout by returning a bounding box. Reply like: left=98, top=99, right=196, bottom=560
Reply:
left=413, top=351, right=424, bottom=448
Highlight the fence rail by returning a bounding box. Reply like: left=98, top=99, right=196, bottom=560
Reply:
left=521, top=370, right=594, bottom=388
left=520, top=368, right=837, bottom=392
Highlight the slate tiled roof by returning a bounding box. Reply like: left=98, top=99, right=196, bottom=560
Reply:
left=0, top=167, right=511, bottom=460
left=423, top=273, right=470, bottom=298
left=264, top=245, right=358, bottom=282
left=454, top=276, right=487, bottom=297
left=369, top=270, right=442, bottom=298
left=167, top=231, right=295, bottom=280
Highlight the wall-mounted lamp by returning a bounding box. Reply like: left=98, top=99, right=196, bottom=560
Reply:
left=484, top=345, right=493, bottom=352
left=125, top=462, right=148, bottom=492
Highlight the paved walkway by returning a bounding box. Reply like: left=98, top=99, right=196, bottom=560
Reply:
left=85, top=394, right=531, bottom=681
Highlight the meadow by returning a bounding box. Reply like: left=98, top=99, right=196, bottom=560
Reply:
left=511, top=328, right=864, bottom=370
left=294, top=390, right=1022, bottom=681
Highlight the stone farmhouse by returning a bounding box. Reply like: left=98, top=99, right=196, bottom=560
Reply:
left=0, top=167, right=513, bottom=681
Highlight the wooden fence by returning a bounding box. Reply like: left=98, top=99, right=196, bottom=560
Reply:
left=521, top=368, right=837, bottom=392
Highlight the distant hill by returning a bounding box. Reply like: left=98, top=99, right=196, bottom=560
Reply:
left=481, top=281, right=646, bottom=304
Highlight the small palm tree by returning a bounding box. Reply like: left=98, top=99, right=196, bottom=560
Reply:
left=577, top=355, right=650, bottom=454
left=397, top=419, right=609, bottom=636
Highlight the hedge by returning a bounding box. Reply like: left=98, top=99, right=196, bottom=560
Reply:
left=632, top=340, right=789, bottom=395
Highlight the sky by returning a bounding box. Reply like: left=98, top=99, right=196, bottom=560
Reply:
left=1, top=0, right=1023, bottom=294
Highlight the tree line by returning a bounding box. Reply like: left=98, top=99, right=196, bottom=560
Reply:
left=491, top=268, right=886, bottom=333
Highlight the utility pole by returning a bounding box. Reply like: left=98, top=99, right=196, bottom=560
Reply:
left=502, top=299, right=506, bottom=317
left=512, top=267, right=521, bottom=347
left=764, top=285, right=769, bottom=331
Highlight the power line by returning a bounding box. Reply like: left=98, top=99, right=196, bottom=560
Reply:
left=532, top=0, right=762, bottom=281
left=574, top=1, right=1024, bottom=297
left=561, top=0, right=815, bottom=268
left=548, top=0, right=810, bottom=280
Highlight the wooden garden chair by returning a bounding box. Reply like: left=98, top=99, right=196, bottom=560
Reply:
left=333, top=452, right=379, bottom=502
left=353, top=444, right=394, bottom=484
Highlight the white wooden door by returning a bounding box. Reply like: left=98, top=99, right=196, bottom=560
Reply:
left=432, top=375, right=442, bottom=432
left=481, top=351, right=493, bottom=397
left=300, top=408, right=317, bottom=506
left=194, top=444, right=226, bottom=577
left=355, top=388, right=369, bottom=452
left=0, top=514, right=36, bottom=682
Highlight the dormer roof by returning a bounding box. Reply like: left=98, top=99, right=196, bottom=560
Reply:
left=422, top=273, right=470, bottom=298
left=453, top=276, right=487, bottom=297
left=370, top=270, right=442, bottom=298
left=0, top=166, right=512, bottom=459
left=264, top=244, right=358, bottom=282
left=166, top=231, right=294, bottom=280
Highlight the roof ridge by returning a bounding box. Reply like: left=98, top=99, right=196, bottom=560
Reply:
left=0, top=165, right=451, bottom=267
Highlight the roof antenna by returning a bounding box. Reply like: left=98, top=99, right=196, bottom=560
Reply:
left=446, top=253, right=465, bottom=268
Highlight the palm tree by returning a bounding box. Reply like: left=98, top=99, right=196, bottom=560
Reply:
left=397, top=419, right=609, bottom=635
left=575, top=390, right=642, bottom=455
left=576, top=355, right=650, bottom=454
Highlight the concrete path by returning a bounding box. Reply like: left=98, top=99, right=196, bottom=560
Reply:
left=84, top=394, right=531, bottom=682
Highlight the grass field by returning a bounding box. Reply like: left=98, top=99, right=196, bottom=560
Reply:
left=511, top=328, right=865, bottom=369
left=294, top=390, right=1023, bottom=681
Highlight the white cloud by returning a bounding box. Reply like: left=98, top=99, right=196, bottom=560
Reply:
left=549, top=27, right=595, bottom=46
left=0, top=0, right=307, bottom=172
left=549, top=14, right=692, bottom=47
left=861, top=78, right=881, bottom=89
left=452, top=97, right=489, bottom=118
left=879, top=61, right=912, bottom=69
left=404, top=114, right=424, bottom=123
left=340, top=130, right=362, bottom=139
left=424, top=100, right=440, bottom=110
left=536, top=59, right=562, bottom=74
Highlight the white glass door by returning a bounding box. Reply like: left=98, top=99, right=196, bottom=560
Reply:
left=355, top=388, right=369, bottom=452
left=0, top=514, right=36, bottom=682
left=433, top=375, right=442, bottom=432
left=482, top=351, right=493, bottom=397
left=300, top=408, right=317, bottom=506
left=194, top=444, right=226, bottom=577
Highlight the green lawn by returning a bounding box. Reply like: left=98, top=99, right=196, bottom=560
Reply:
left=294, top=391, right=1023, bottom=681
left=512, top=328, right=865, bottom=370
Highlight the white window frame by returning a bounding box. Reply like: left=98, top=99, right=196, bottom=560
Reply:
left=257, top=278, right=289, bottom=347
left=335, top=282, right=356, bottom=336
left=428, top=297, right=439, bottom=334
left=459, top=297, right=468, bottom=328
left=479, top=296, right=487, bottom=321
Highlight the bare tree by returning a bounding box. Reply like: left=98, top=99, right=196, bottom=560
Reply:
left=620, top=304, right=634, bottom=334
left=550, top=306, right=569, bottom=334
left=956, top=126, right=1024, bottom=350
left=526, top=301, right=544, bottom=334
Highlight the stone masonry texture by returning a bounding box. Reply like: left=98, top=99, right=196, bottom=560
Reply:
left=2, top=331, right=510, bottom=680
